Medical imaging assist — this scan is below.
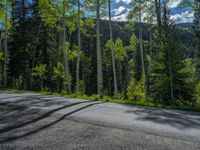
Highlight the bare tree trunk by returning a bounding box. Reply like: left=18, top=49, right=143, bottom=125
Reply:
left=41, top=78, right=43, bottom=91
left=63, top=0, right=71, bottom=94
left=149, top=28, right=153, bottom=92
left=108, top=0, right=118, bottom=98
left=149, top=29, right=153, bottom=56
left=57, top=79, right=60, bottom=93
left=30, top=23, right=42, bottom=89
left=4, top=0, right=8, bottom=87
left=96, top=0, right=103, bottom=98
left=169, top=50, right=174, bottom=102
left=139, top=10, right=146, bottom=98
left=139, top=11, right=146, bottom=81
left=0, top=32, right=2, bottom=83
left=0, top=32, right=2, bottom=51
left=119, top=62, right=122, bottom=92
left=76, top=0, right=81, bottom=93
left=108, top=69, right=111, bottom=97
left=155, top=0, right=161, bottom=32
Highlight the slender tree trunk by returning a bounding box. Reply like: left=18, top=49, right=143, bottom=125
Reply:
left=0, top=32, right=2, bottom=83
left=4, top=0, right=8, bottom=87
left=63, top=0, right=71, bottom=94
left=125, top=55, right=130, bottom=86
left=0, top=32, right=2, bottom=51
left=76, top=0, right=81, bottom=93
left=41, top=78, right=43, bottom=91
left=108, top=69, right=111, bottom=97
left=119, top=62, right=122, bottom=92
left=139, top=10, right=146, bottom=98
left=149, top=28, right=153, bottom=92
left=57, top=79, right=60, bottom=93
left=108, top=0, right=118, bottom=98
left=30, top=23, right=42, bottom=89
left=139, top=11, right=146, bottom=82
left=169, top=50, right=174, bottom=102
left=96, top=0, right=103, bottom=98
left=149, top=29, right=153, bottom=56
left=155, top=0, right=161, bottom=32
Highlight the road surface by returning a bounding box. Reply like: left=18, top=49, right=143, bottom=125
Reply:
left=0, top=90, right=200, bottom=150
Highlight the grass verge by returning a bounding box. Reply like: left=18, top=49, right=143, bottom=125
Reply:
left=35, top=91, right=200, bottom=112
left=2, top=88, right=200, bottom=112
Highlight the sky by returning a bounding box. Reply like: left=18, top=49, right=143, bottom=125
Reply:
left=111, top=0, right=193, bottom=23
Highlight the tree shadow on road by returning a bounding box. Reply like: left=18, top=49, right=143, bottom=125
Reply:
left=0, top=94, right=105, bottom=143
left=0, top=95, right=71, bottom=117
left=125, top=107, right=200, bottom=130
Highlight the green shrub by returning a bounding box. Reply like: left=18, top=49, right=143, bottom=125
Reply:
left=0, top=52, right=4, bottom=61
left=195, top=82, right=200, bottom=104
left=90, top=94, right=100, bottom=101
left=79, top=80, right=86, bottom=94
left=117, top=92, right=125, bottom=100
left=127, top=78, right=145, bottom=101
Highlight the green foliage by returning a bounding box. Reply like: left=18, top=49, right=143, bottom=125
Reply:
left=125, top=22, right=135, bottom=32
left=127, top=78, right=145, bottom=101
left=67, top=44, right=78, bottom=61
left=80, top=18, right=95, bottom=37
left=38, top=0, right=58, bottom=26
left=0, top=1, right=6, bottom=22
left=195, top=82, right=200, bottom=104
left=104, top=38, right=126, bottom=67
left=32, top=64, right=47, bottom=79
left=193, top=0, right=200, bottom=79
left=114, top=38, right=126, bottom=61
left=78, top=80, right=86, bottom=94
left=179, top=58, right=196, bottom=83
left=32, top=64, right=47, bottom=91
left=66, top=11, right=77, bottom=34
left=126, top=34, right=138, bottom=80
left=127, top=34, right=138, bottom=54
left=103, top=40, right=112, bottom=68
left=3, top=0, right=200, bottom=110
left=176, top=58, right=196, bottom=104
left=151, top=5, right=196, bottom=105
left=0, top=52, right=4, bottom=61
left=117, top=92, right=125, bottom=100
left=128, top=0, right=149, bottom=22
left=0, top=0, right=12, bottom=30
left=53, top=62, right=65, bottom=80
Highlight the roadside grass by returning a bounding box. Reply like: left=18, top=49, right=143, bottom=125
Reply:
left=36, top=91, right=200, bottom=112
left=2, top=88, right=200, bottom=112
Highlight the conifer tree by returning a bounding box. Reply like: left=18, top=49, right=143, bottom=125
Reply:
left=151, top=3, right=195, bottom=104
left=194, top=0, right=200, bottom=78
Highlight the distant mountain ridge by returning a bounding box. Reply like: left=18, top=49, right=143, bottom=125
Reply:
left=111, top=0, right=194, bottom=24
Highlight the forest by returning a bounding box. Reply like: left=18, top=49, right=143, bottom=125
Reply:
left=0, top=0, right=200, bottom=109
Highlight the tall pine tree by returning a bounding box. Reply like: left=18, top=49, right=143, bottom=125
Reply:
left=194, top=0, right=200, bottom=79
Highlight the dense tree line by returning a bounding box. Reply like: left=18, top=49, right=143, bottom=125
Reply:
left=0, top=0, right=200, bottom=106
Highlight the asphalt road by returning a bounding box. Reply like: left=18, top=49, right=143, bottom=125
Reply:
left=0, top=90, right=200, bottom=150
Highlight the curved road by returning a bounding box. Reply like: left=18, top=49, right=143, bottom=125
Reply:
left=0, top=91, right=200, bottom=150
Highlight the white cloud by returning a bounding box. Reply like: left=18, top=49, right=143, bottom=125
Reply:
left=171, top=10, right=194, bottom=23
left=112, top=13, right=127, bottom=21
left=112, top=6, right=127, bottom=16
left=111, top=0, right=193, bottom=24
left=114, top=0, right=131, bottom=4
left=167, top=0, right=181, bottom=8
